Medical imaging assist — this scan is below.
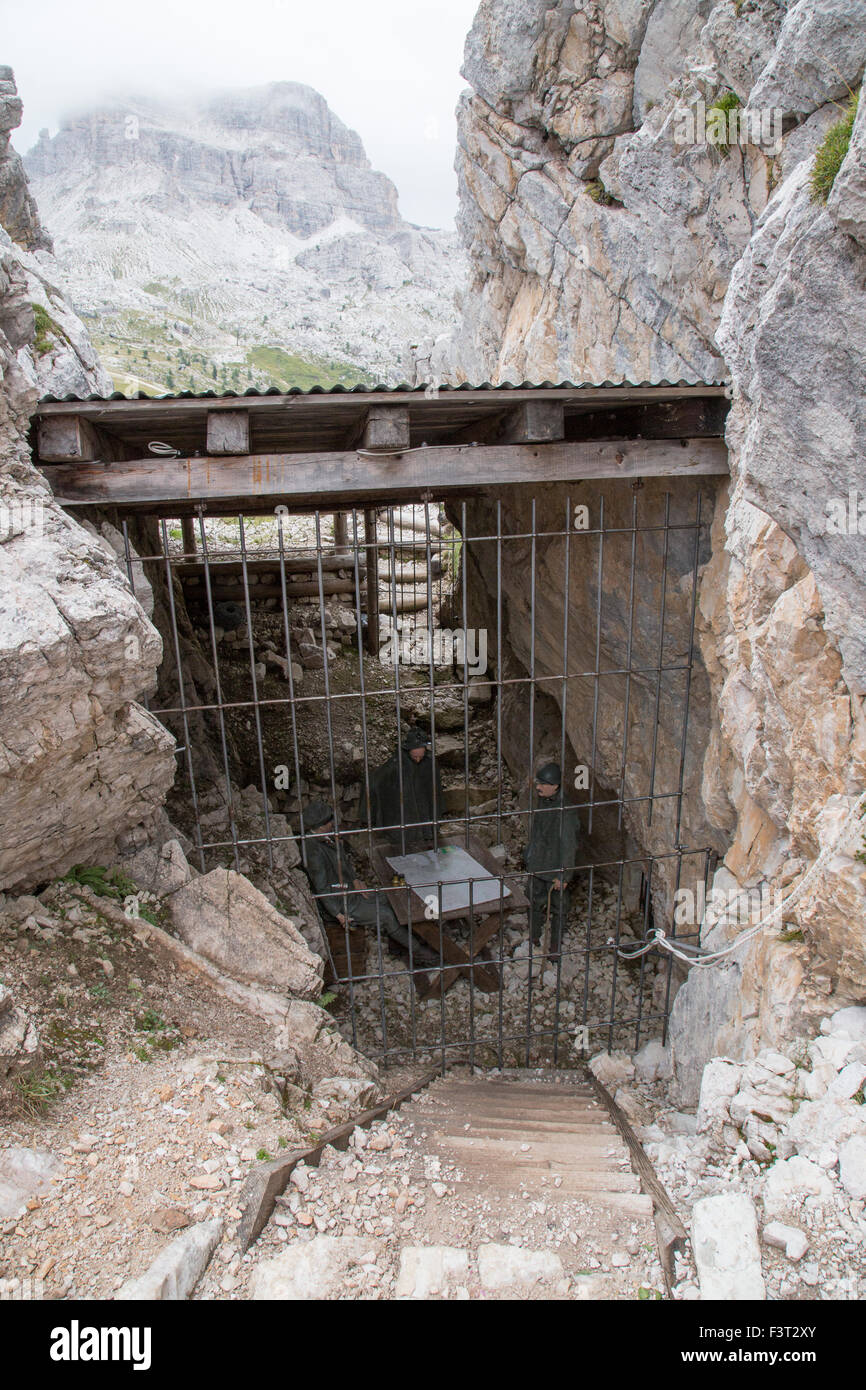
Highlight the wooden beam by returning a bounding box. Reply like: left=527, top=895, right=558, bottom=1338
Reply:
left=206, top=409, right=250, bottom=455
left=37, top=414, right=103, bottom=462
left=499, top=400, right=565, bottom=444
left=42, top=436, right=729, bottom=511
left=174, top=555, right=362, bottom=578
left=443, top=400, right=565, bottom=447
left=568, top=397, right=729, bottom=441
left=189, top=577, right=364, bottom=601
left=587, top=1069, right=687, bottom=1295
left=359, top=405, right=411, bottom=453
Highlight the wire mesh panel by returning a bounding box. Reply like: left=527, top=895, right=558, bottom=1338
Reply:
left=121, top=483, right=716, bottom=1071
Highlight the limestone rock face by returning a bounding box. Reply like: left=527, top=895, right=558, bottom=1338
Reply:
left=747, top=0, right=866, bottom=117
left=449, top=0, right=866, bottom=1077
left=0, top=982, right=40, bottom=1079
left=168, top=868, right=324, bottom=998
left=0, top=70, right=176, bottom=892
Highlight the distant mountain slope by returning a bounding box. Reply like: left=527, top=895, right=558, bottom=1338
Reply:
left=26, top=83, right=465, bottom=393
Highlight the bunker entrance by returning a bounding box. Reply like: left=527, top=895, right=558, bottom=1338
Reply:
left=121, top=479, right=718, bottom=1070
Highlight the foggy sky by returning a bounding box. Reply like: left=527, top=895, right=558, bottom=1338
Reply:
left=4, top=0, right=479, bottom=229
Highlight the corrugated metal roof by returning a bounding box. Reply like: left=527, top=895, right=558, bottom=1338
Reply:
left=38, top=378, right=729, bottom=405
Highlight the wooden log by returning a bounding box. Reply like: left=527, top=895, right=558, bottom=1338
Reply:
left=444, top=400, right=565, bottom=447
left=180, top=516, right=197, bottom=558
left=42, top=437, right=729, bottom=511
left=192, top=577, right=366, bottom=601
left=377, top=586, right=432, bottom=614
left=174, top=555, right=364, bottom=578
left=206, top=409, right=250, bottom=455
left=333, top=511, right=350, bottom=552
left=377, top=560, right=432, bottom=584
left=236, top=1066, right=441, bottom=1250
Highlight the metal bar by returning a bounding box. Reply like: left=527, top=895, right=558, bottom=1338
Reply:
left=363, top=508, right=379, bottom=655
left=647, top=493, right=671, bottom=829
left=197, top=508, right=241, bottom=873
left=158, top=518, right=205, bottom=872
left=386, top=507, right=407, bottom=858
left=461, top=499, right=471, bottom=852
left=587, top=495, right=604, bottom=837
left=663, top=490, right=705, bottom=1037
left=423, top=500, right=440, bottom=853
left=238, top=513, right=274, bottom=872
left=553, top=493, right=572, bottom=1068
left=524, top=497, right=538, bottom=1069
left=349, top=507, right=397, bottom=1053
left=617, top=489, right=639, bottom=832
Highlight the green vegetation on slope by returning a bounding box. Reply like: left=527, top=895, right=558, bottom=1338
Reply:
left=811, top=90, right=860, bottom=202
left=32, top=303, right=69, bottom=356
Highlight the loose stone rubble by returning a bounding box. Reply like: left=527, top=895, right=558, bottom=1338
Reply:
left=613, top=1007, right=866, bottom=1301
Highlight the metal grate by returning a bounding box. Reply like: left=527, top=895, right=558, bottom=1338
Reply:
left=119, top=486, right=713, bottom=1071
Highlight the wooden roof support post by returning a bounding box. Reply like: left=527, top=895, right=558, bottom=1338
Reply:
left=498, top=400, right=565, bottom=444
left=206, top=409, right=250, bottom=455
left=359, top=405, right=411, bottom=453
left=333, top=510, right=350, bottom=554
left=36, top=414, right=103, bottom=462
left=181, top=516, right=197, bottom=559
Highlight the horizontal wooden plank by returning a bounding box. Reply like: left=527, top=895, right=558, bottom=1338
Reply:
left=42, top=436, right=728, bottom=511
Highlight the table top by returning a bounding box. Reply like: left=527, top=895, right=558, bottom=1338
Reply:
left=371, top=834, right=529, bottom=927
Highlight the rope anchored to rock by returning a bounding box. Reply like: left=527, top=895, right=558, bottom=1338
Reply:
left=612, top=792, right=866, bottom=969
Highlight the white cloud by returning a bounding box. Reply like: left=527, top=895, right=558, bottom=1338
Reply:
left=6, top=0, right=479, bottom=228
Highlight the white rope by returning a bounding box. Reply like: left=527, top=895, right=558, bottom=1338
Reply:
left=614, top=792, right=866, bottom=969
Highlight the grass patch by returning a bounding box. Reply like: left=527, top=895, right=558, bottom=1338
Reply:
left=246, top=345, right=374, bottom=390
left=32, top=303, right=68, bottom=356
left=256, top=1148, right=273, bottom=1162
left=10, top=1068, right=74, bottom=1116
left=811, top=90, right=859, bottom=202
left=62, top=864, right=139, bottom=901
left=136, top=1008, right=167, bottom=1034
left=707, top=91, right=742, bottom=156
left=777, top=927, right=804, bottom=944
left=585, top=179, right=619, bottom=206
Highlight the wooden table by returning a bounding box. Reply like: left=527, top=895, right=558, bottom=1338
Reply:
left=371, top=835, right=529, bottom=1000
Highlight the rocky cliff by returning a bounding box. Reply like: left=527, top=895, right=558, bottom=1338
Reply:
left=25, top=84, right=465, bottom=391
left=446, top=0, right=866, bottom=1097
left=0, top=67, right=175, bottom=893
